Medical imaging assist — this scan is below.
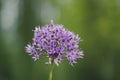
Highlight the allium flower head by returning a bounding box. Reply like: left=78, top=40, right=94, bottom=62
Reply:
left=25, top=20, right=83, bottom=65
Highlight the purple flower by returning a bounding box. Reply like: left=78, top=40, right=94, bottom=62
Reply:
left=25, top=20, right=83, bottom=65
left=25, top=44, right=36, bottom=55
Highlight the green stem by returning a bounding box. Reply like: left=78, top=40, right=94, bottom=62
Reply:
left=49, top=59, right=54, bottom=80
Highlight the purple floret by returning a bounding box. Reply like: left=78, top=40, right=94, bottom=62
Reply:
left=25, top=20, right=83, bottom=65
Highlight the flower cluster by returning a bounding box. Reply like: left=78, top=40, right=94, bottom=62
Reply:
left=25, top=20, right=83, bottom=65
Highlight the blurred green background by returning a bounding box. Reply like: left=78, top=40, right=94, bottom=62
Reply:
left=0, top=0, right=120, bottom=80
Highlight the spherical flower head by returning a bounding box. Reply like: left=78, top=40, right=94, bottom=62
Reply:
left=25, top=20, right=84, bottom=65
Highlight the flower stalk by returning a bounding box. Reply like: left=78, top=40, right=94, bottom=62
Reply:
left=49, top=59, right=54, bottom=80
